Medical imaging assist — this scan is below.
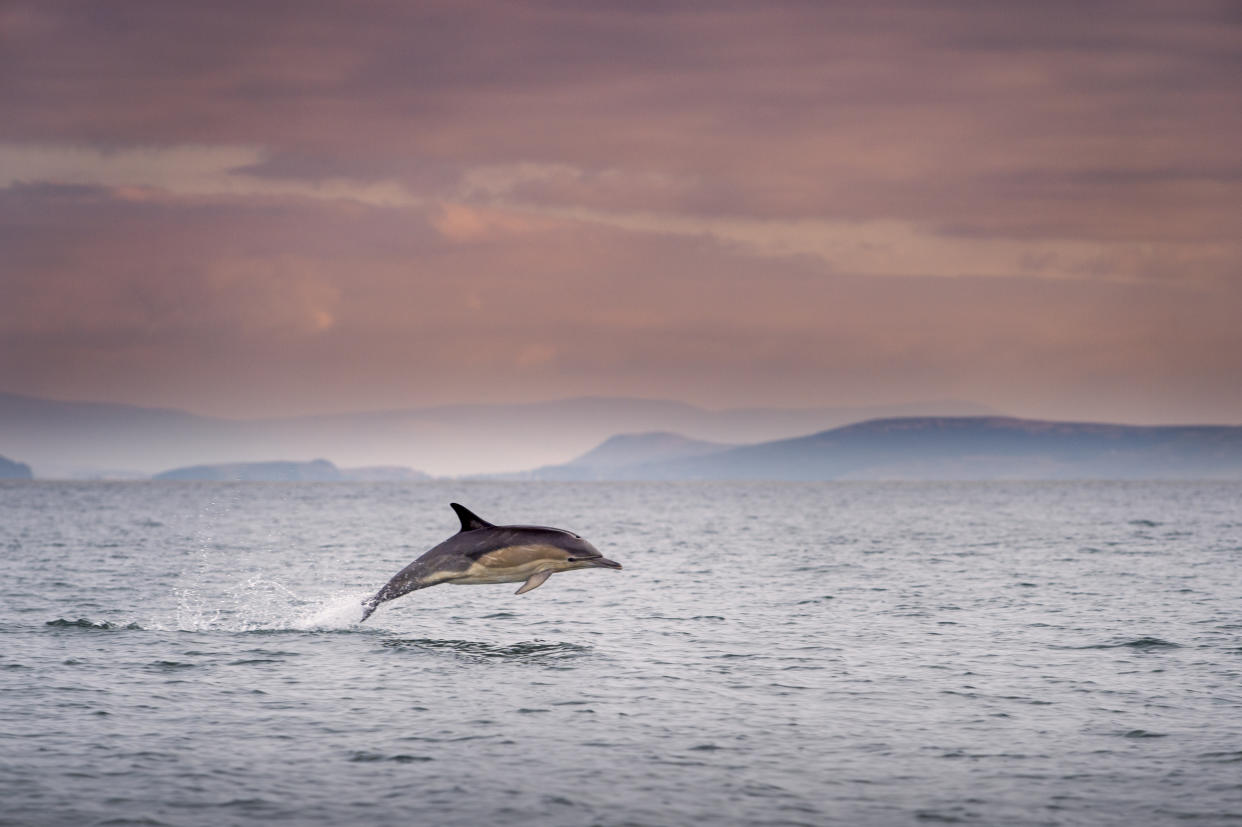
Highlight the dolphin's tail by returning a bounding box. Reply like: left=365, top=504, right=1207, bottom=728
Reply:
left=358, top=567, right=432, bottom=623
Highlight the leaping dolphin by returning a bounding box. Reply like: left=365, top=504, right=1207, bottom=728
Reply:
left=360, top=503, right=622, bottom=622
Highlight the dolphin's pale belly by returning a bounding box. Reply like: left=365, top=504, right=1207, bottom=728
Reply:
left=447, top=545, right=571, bottom=586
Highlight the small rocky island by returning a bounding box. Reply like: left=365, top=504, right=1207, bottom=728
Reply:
left=0, top=453, right=34, bottom=479
left=152, top=459, right=429, bottom=482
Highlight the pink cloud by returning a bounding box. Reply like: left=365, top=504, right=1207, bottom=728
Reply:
left=1, top=1, right=1239, bottom=422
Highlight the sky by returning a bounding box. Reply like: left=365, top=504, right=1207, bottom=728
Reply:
left=1, top=0, right=1240, bottom=424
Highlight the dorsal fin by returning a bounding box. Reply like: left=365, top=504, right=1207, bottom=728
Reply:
left=450, top=503, right=494, bottom=532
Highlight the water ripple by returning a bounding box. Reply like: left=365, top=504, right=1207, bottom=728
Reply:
left=380, top=638, right=593, bottom=663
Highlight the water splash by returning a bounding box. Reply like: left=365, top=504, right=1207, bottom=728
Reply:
left=171, top=578, right=366, bottom=633
left=291, top=593, right=370, bottom=630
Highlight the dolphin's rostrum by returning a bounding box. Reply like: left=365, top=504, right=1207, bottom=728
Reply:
left=360, top=503, right=622, bottom=622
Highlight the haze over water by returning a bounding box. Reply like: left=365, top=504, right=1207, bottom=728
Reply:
left=2, top=480, right=1241, bottom=826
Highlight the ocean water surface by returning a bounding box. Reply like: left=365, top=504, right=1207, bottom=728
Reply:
left=1, top=480, right=1241, bottom=826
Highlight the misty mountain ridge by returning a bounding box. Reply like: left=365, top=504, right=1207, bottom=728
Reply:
left=7, top=412, right=1241, bottom=481
left=494, top=432, right=736, bottom=480
left=8, top=389, right=1240, bottom=480
left=0, top=390, right=994, bottom=477
left=565, top=416, right=1242, bottom=481
left=569, top=432, right=734, bottom=469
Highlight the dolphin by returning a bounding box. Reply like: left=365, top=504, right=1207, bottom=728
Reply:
left=359, top=503, right=621, bottom=622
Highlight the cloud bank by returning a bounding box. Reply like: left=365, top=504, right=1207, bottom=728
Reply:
left=1, top=0, right=1239, bottom=422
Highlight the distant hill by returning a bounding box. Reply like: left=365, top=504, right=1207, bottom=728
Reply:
left=151, top=459, right=430, bottom=482
left=153, top=459, right=345, bottom=481
left=563, top=417, right=1242, bottom=480
left=508, top=432, right=735, bottom=480
left=0, top=390, right=994, bottom=477
left=571, top=432, right=734, bottom=469
left=339, top=466, right=432, bottom=482
left=0, top=453, right=33, bottom=479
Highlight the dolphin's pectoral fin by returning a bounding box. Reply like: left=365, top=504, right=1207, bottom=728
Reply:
left=515, top=570, right=552, bottom=595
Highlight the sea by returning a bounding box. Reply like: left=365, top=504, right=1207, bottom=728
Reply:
left=1, top=480, right=1240, bottom=827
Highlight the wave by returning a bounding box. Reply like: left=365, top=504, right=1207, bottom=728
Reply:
left=1054, top=637, right=1182, bottom=651
left=347, top=751, right=434, bottom=763
left=380, top=637, right=592, bottom=663
left=45, top=618, right=143, bottom=631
